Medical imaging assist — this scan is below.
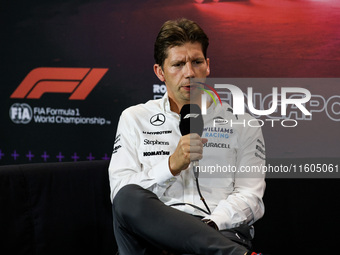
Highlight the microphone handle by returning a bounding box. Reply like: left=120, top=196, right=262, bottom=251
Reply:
left=193, top=160, right=199, bottom=178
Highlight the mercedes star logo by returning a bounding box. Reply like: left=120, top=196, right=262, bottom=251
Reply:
left=150, top=113, right=166, bottom=126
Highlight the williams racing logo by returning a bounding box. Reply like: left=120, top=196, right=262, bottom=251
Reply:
left=203, top=127, right=233, bottom=139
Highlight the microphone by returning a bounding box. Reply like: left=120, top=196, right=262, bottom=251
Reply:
left=179, top=104, right=204, bottom=178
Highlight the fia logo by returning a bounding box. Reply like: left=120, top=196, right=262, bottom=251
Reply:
left=9, top=103, right=33, bottom=124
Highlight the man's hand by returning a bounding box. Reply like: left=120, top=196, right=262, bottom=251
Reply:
left=169, top=133, right=208, bottom=176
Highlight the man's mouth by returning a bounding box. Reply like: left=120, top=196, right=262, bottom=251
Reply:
left=181, top=83, right=199, bottom=91
left=181, top=84, right=191, bottom=91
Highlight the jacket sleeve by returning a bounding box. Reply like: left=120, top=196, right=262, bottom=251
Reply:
left=207, top=117, right=266, bottom=230
left=108, top=110, right=177, bottom=202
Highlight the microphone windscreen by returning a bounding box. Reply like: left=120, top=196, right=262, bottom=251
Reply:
left=179, top=104, right=204, bottom=136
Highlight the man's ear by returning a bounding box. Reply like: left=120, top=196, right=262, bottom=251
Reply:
left=206, top=58, right=210, bottom=76
left=154, top=64, right=165, bottom=82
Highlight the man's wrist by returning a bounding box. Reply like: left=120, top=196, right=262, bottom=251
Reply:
left=201, top=219, right=219, bottom=230
left=168, top=156, right=181, bottom=176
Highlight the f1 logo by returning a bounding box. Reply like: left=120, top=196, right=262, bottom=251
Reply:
left=10, top=67, right=108, bottom=100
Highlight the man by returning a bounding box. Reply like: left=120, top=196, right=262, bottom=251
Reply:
left=109, top=18, right=266, bottom=255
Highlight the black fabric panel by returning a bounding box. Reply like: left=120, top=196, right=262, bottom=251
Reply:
left=0, top=160, right=117, bottom=255
left=0, top=165, right=35, bottom=255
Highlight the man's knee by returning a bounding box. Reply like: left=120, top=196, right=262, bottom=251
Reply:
left=114, top=184, right=142, bottom=203
left=112, top=184, right=156, bottom=219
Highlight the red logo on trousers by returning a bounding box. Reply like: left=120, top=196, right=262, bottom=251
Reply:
left=10, top=67, right=108, bottom=100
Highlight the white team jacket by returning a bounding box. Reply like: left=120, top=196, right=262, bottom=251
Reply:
left=109, top=93, right=266, bottom=230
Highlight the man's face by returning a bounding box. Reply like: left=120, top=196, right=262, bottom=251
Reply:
left=154, top=42, right=210, bottom=112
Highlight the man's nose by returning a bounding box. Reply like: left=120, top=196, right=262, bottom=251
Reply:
left=184, top=62, right=195, bottom=78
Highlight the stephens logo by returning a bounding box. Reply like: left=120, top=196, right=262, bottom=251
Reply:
left=10, top=67, right=108, bottom=100
left=9, top=103, right=33, bottom=124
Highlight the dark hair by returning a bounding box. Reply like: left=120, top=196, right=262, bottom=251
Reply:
left=154, top=18, right=209, bottom=67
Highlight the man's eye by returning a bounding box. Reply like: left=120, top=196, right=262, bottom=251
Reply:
left=193, top=60, right=204, bottom=65
left=173, top=63, right=184, bottom=67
